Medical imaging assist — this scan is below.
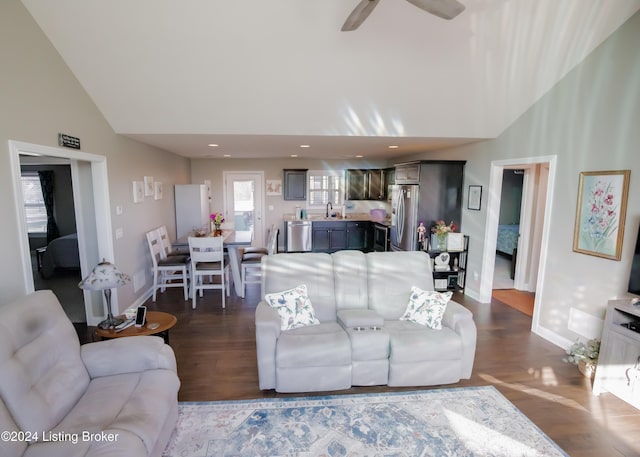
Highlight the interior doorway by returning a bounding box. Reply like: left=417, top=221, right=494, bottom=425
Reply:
left=479, top=156, right=556, bottom=333
left=19, top=156, right=85, bottom=322
left=492, top=169, right=524, bottom=291
left=224, top=172, right=265, bottom=248
left=9, top=140, right=116, bottom=326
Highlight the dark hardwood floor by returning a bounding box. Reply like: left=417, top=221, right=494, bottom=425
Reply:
left=77, top=285, right=640, bottom=457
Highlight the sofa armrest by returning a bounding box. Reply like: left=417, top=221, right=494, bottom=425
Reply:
left=81, top=336, right=177, bottom=379
left=442, top=300, right=477, bottom=379
left=255, top=301, right=281, bottom=390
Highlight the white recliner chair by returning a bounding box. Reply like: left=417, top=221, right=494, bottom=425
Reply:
left=0, top=290, right=180, bottom=457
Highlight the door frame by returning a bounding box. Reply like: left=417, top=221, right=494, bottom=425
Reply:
left=223, top=171, right=265, bottom=247
left=478, top=155, right=557, bottom=335
left=9, top=140, right=116, bottom=326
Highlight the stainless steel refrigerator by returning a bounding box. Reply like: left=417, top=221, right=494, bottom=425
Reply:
left=390, top=161, right=466, bottom=251
left=390, top=185, right=420, bottom=251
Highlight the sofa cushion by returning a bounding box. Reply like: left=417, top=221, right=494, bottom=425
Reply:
left=276, top=322, right=351, bottom=368
left=367, top=251, right=434, bottom=320
left=53, top=369, right=180, bottom=455
left=0, top=290, right=90, bottom=433
left=263, top=253, right=337, bottom=322
left=400, top=287, right=452, bottom=329
left=264, top=284, right=320, bottom=331
left=333, top=250, right=369, bottom=310
left=385, top=320, right=463, bottom=362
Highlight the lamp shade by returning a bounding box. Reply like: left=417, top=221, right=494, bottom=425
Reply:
left=78, top=260, right=131, bottom=291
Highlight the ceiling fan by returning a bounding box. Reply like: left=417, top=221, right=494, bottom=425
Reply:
left=341, top=0, right=466, bottom=31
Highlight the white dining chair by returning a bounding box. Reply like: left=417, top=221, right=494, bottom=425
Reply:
left=188, top=235, right=230, bottom=309
left=240, top=225, right=278, bottom=297
left=146, top=229, right=189, bottom=301
left=157, top=225, right=184, bottom=259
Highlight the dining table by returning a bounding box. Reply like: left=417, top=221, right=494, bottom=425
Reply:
left=172, top=229, right=253, bottom=297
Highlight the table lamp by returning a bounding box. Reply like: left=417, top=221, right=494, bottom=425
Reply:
left=79, top=259, right=131, bottom=329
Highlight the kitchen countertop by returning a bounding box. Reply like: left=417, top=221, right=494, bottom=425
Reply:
left=284, top=213, right=390, bottom=225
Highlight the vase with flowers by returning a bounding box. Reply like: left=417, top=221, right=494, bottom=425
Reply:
left=210, top=212, right=225, bottom=236
left=431, top=220, right=457, bottom=251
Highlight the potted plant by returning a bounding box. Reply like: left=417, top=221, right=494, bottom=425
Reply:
left=563, top=338, right=600, bottom=378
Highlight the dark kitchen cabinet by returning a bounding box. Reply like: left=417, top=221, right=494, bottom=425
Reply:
left=345, top=169, right=387, bottom=201
left=345, top=169, right=367, bottom=200
left=347, top=221, right=371, bottom=251
left=312, top=221, right=347, bottom=253
left=283, top=169, right=307, bottom=200
left=367, top=170, right=384, bottom=200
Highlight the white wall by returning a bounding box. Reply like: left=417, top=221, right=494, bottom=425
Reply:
left=0, top=0, right=190, bottom=310
left=398, top=11, right=640, bottom=345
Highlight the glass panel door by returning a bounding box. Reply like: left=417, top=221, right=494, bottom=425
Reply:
left=224, top=172, right=265, bottom=247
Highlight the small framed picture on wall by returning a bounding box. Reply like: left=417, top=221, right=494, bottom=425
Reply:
left=132, top=181, right=144, bottom=203
left=468, top=185, right=482, bottom=211
left=144, top=176, right=154, bottom=196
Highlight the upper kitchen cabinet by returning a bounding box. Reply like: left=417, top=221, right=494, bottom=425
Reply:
left=395, top=163, right=421, bottom=184
left=345, top=169, right=389, bottom=201
left=283, top=169, right=307, bottom=200
left=384, top=167, right=395, bottom=202
left=345, top=169, right=367, bottom=200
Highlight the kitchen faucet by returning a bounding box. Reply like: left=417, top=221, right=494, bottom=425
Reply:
left=326, top=202, right=333, bottom=217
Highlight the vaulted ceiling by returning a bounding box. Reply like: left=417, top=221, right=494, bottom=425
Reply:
left=20, top=0, right=640, bottom=159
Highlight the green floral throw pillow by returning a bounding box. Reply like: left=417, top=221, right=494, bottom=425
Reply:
left=400, top=286, right=452, bottom=329
left=264, top=284, right=320, bottom=331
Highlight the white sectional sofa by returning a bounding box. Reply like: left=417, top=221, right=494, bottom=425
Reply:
left=255, top=250, right=477, bottom=393
left=0, top=290, right=180, bottom=457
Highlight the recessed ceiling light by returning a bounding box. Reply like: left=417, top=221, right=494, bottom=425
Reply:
left=291, top=154, right=298, bottom=158
left=223, top=154, right=231, bottom=158
left=388, top=145, right=399, bottom=149
left=299, top=144, right=310, bottom=148
left=208, top=143, right=219, bottom=147
left=355, top=155, right=364, bottom=158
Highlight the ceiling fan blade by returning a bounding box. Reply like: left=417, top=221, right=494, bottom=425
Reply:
left=405, top=0, right=465, bottom=20
left=341, top=0, right=381, bottom=32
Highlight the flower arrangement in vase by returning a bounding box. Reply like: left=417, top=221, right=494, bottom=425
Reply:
left=431, top=220, right=457, bottom=250
left=210, top=212, right=225, bottom=235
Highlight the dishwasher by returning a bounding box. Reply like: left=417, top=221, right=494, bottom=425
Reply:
left=286, top=220, right=312, bottom=252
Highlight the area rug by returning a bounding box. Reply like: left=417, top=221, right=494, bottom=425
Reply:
left=163, top=386, right=568, bottom=457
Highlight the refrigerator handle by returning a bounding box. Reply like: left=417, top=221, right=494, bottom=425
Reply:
left=397, top=189, right=405, bottom=242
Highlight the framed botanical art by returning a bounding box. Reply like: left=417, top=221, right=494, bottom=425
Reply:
left=447, top=233, right=465, bottom=252
left=573, top=170, right=630, bottom=260
left=154, top=181, right=163, bottom=200
left=266, top=179, right=282, bottom=196
left=144, top=176, right=154, bottom=196
left=132, top=181, right=144, bottom=203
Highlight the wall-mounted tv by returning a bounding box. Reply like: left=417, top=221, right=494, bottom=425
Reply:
left=628, top=223, right=640, bottom=296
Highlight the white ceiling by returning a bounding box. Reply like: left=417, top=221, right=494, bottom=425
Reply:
left=20, top=0, right=640, bottom=159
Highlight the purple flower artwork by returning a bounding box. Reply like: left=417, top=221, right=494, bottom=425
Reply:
left=574, top=170, right=630, bottom=260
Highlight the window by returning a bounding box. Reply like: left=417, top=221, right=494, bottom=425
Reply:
left=308, top=170, right=343, bottom=207
left=21, top=173, right=47, bottom=233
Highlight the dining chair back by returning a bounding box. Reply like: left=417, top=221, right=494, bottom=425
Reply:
left=188, top=235, right=230, bottom=309
left=240, top=224, right=278, bottom=298
left=146, top=229, right=189, bottom=301
left=157, top=225, right=182, bottom=259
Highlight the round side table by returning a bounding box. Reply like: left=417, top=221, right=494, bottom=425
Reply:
left=95, top=311, right=177, bottom=344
